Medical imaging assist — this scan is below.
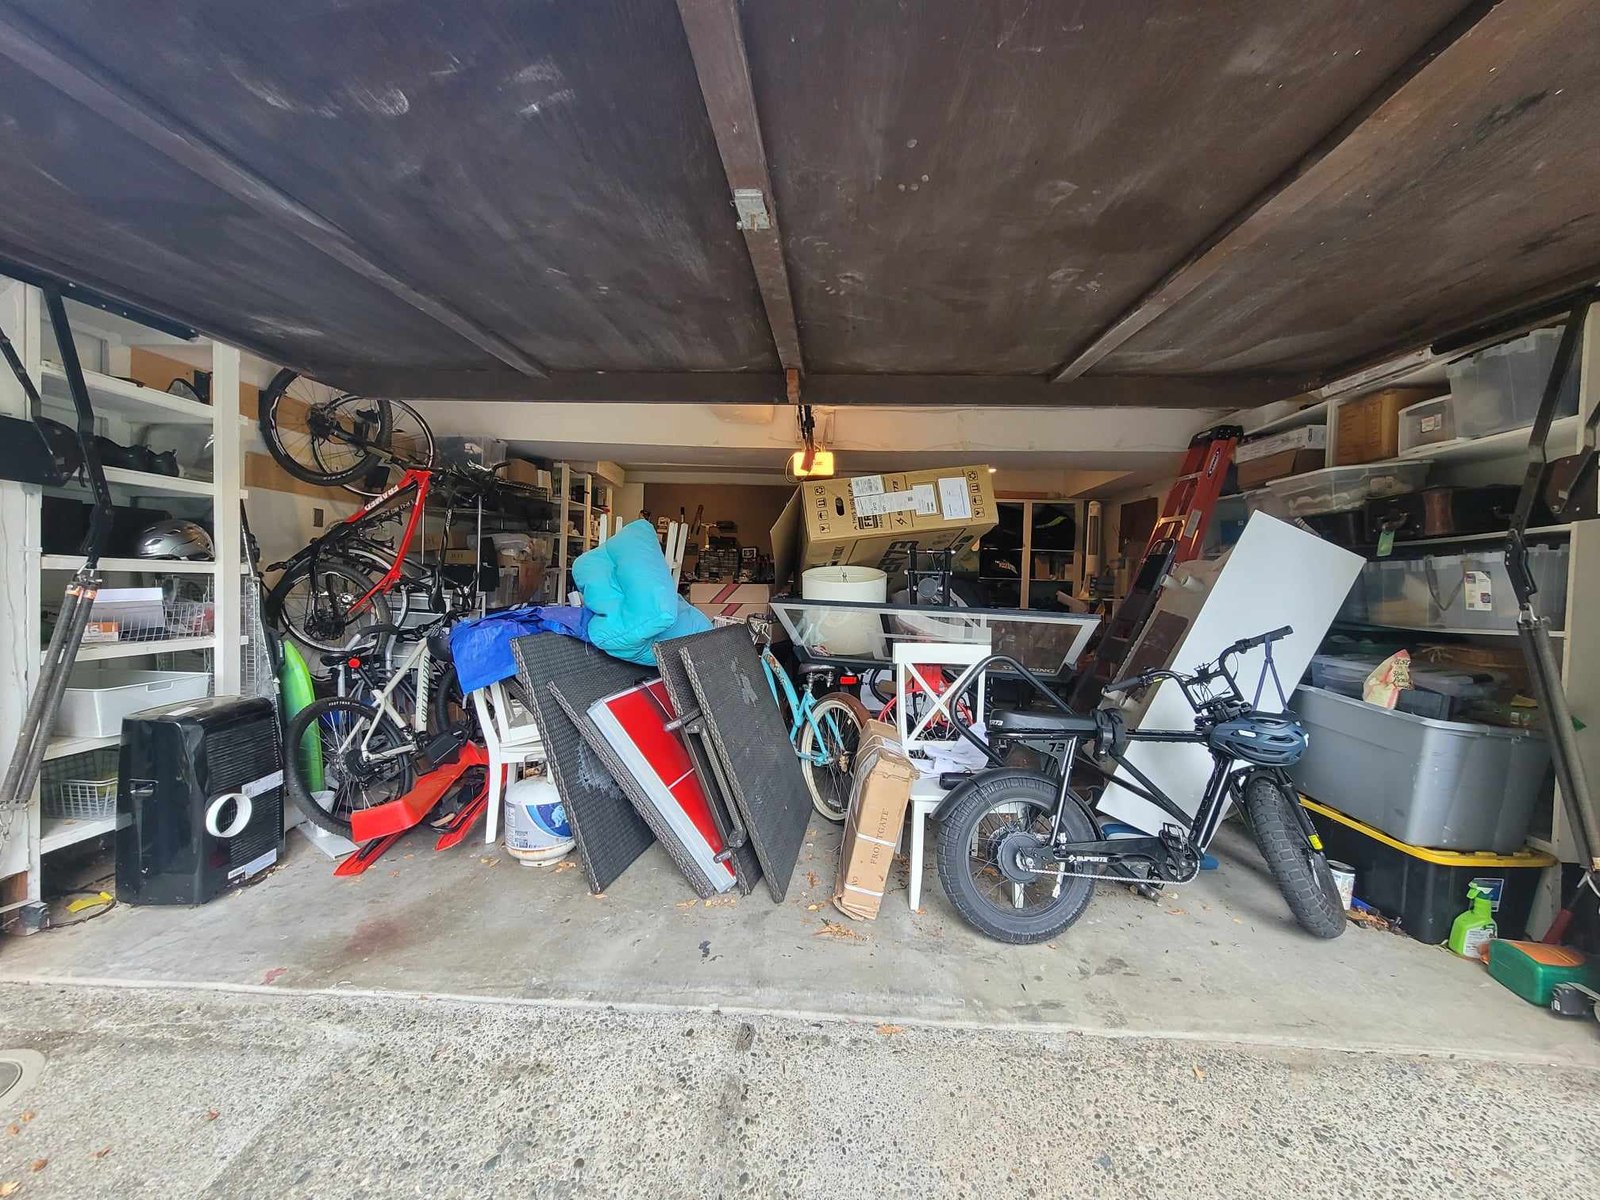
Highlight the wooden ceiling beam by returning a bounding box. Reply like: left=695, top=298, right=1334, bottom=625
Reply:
left=0, top=7, right=549, bottom=379
left=676, top=0, right=804, bottom=372
left=327, top=367, right=1301, bottom=408
left=1049, top=0, right=1502, bottom=384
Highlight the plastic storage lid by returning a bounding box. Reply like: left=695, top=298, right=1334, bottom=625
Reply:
left=1300, top=797, right=1557, bottom=867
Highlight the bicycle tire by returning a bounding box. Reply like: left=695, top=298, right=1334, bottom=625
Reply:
left=267, top=548, right=395, bottom=652
left=284, top=697, right=415, bottom=837
left=1242, top=773, right=1347, bottom=939
left=336, top=395, right=437, bottom=497
left=797, top=692, right=871, bottom=822
left=428, top=662, right=479, bottom=741
left=259, top=368, right=390, bottom=488
left=935, top=770, right=1097, bottom=944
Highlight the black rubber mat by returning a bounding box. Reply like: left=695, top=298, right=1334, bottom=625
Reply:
left=675, top=625, right=812, bottom=902
left=549, top=678, right=723, bottom=900
left=654, top=634, right=763, bottom=897
left=509, top=634, right=654, bottom=894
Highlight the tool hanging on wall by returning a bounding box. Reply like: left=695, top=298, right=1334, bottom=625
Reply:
left=1070, top=425, right=1242, bottom=709
left=1503, top=288, right=1600, bottom=942
left=0, top=286, right=118, bottom=852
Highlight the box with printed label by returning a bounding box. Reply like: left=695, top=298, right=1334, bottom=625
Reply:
left=688, top=582, right=771, bottom=623
left=1235, top=425, right=1327, bottom=463
left=832, top=720, right=917, bottom=921
left=770, top=464, right=997, bottom=591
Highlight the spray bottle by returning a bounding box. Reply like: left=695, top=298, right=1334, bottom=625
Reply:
left=1448, top=883, right=1497, bottom=959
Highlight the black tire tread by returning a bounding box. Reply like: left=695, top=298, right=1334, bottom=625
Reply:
left=259, top=368, right=387, bottom=487
left=1243, top=774, right=1347, bottom=939
left=799, top=692, right=872, bottom=822
left=934, top=770, right=1097, bottom=944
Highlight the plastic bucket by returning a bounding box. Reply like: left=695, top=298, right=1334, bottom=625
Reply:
left=1327, top=859, right=1356, bottom=910
left=800, top=566, right=887, bottom=656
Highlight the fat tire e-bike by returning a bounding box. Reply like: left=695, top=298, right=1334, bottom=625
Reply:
left=935, top=626, right=1346, bottom=944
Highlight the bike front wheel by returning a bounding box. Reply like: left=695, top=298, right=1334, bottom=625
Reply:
left=796, top=692, right=871, bottom=822
left=1242, top=773, right=1347, bottom=939
left=259, top=369, right=391, bottom=488
left=267, top=548, right=395, bottom=653
left=935, top=770, right=1097, bottom=944
left=284, top=697, right=415, bottom=837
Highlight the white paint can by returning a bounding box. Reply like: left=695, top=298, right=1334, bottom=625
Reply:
left=1327, top=859, right=1356, bottom=909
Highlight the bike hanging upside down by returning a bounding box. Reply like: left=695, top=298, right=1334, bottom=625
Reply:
left=933, top=626, right=1347, bottom=945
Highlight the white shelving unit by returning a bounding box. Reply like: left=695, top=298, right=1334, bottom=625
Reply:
left=0, top=277, right=243, bottom=911
left=553, top=463, right=618, bottom=600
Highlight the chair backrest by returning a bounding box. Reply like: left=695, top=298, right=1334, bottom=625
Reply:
left=660, top=520, right=689, bottom=585
left=891, top=641, right=989, bottom=749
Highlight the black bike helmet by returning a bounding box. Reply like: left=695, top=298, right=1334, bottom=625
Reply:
left=1208, top=713, right=1308, bottom=766
left=134, top=519, right=215, bottom=561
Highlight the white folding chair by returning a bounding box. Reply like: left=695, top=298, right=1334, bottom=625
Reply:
left=472, top=680, right=547, bottom=845
left=892, top=641, right=990, bottom=911
left=660, top=520, right=689, bottom=585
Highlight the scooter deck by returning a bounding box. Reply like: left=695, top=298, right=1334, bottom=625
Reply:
left=350, top=742, right=488, bottom=843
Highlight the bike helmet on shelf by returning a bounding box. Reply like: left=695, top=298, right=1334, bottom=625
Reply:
left=1208, top=713, right=1308, bottom=766
left=134, top=519, right=214, bottom=561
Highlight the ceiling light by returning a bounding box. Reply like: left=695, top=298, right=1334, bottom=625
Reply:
left=789, top=447, right=835, bottom=478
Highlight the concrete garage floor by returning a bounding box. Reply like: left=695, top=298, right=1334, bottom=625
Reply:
left=2, top=818, right=1595, bottom=1066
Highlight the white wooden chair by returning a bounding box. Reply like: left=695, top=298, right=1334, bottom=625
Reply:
left=472, top=680, right=547, bottom=845
left=892, top=641, right=990, bottom=911
left=660, top=520, right=689, bottom=585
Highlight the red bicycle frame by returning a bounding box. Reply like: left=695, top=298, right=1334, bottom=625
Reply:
left=335, top=468, right=434, bottom=617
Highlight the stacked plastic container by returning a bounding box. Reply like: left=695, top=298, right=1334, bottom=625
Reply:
left=1446, top=328, right=1580, bottom=439
left=1341, top=546, right=1568, bottom=631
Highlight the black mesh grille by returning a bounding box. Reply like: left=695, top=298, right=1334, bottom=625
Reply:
left=202, top=712, right=283, bottom=868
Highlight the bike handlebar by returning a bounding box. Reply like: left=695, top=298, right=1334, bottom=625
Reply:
left=1101, top=626, right=1293, bottom=697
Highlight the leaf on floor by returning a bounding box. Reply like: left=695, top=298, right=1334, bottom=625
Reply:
left=28, top=1159, right=46, bottom=1173
left=0, top=1180, right=20, bottom=1195
left=875, top=1023, right=905, bottom=1036
left=590, top=892, right=606, bottom=900
left=90, top=1148, right=110, bottom=1160
left=1045, top=943, right=1057, bottom=950
left=1191, top=1066, right=1205, bottom=1082
left=204, top=1110, right=220, bottom=1122
left=675, top=898, right=699, bottom=910
left=5, top=1125, right=17, bottom=1136
left=805, top=871, right=819, bottom=889
left=814, top=919, right=867, bottom=942
left=1166, top=908, right=1187, bottom=916
left=806, top=903, right=822, bottom=911
left=19, top=1113, right=33, bottom=1124
left=703, top=896, right=737, bottom=908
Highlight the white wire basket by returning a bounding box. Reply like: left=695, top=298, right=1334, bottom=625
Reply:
left=45, top=775, right=119, bottom=820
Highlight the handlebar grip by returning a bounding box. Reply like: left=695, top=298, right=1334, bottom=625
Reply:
left=1102, top=674, right=1144, bottom=695
left=1233, top=624, right=1294, bottom=653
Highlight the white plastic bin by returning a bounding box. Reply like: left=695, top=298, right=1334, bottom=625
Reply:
left=1397, top=396, right=1456, bottom=455
left=1446, top=328, right=1580, bottom=438
left=1362, top=558, right=1433, bottom=627
left=1265, top=461, right=1428, bottom=517
left=53, top=669, right=212, bottom=737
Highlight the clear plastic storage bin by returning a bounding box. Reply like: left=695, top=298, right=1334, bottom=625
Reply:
left=1361, top=558, right=1435, bottom=627
left=1446, top=328, right=1580, bottom=439
left=1425, top=546, right=1568, bottom=631
left=1397, top=396, right=1456, bottom=455
left=1264, top=461, right=1428, bottom=517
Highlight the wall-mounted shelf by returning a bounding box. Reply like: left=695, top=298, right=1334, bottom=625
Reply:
left=40, top=555, right=220, bottom=574
left=41, top=733, right=121, bottom=762
left=41, top=812, right=129, bottom=856
left=40, top=361, right=214, bottom=425
left=68, top=635, right=217, bottom=661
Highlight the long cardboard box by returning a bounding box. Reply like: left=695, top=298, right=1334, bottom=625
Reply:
left=833, top=720, right=917, bottom=921
left=688, top=581, right=771, bottom=623
left=770, top=464, right=997, bottom=592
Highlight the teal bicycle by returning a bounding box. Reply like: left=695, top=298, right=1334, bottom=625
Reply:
left=758, top=646, right=870, bottom=822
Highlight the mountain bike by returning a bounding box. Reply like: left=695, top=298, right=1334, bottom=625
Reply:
left=283, top=618, right=472, bottom=837
left=257, top=370, right=436, bottom=497
left=934, top=626, right=1346, bottom=944
left=758, top=647, right=870, bottom=822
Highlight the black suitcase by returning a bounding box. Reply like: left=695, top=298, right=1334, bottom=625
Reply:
left=1302, top=507, right=1367, bottom=548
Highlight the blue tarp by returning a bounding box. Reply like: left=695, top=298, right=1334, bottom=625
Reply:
left=449, top=605, right=592, bottom=694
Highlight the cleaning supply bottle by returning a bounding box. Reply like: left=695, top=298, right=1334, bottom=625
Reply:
left=1448, top=883, right=1497, bottom=958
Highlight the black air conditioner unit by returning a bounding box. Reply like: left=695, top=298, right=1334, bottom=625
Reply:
left=115, top=696, right=285, bottom=905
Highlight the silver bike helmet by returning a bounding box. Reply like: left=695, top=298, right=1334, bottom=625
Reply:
left=1208, top=713, right=1308, bottom=766
left=134, top=519, right=214, bottom=561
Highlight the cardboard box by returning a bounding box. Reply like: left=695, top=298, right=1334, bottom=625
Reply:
left=833, top=720, right=917, bottom=921
left=501, top=458, right=541, bottom=487
left=688, top=581, right=771, bottom=623
left=1235, top=425, right=1326, bottom=463
left=770, top=464, right=998, bottom=592
left=1236, top=448, right=1325, bottom=490
left=1334, top=389, right=1439, bottom=465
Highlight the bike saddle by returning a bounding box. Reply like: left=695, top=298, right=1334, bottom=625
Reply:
left=987, top=707, right=1100, bottom=737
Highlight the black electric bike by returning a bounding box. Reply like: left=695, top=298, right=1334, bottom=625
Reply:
left=935, top=627, right=1346, bottom=944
